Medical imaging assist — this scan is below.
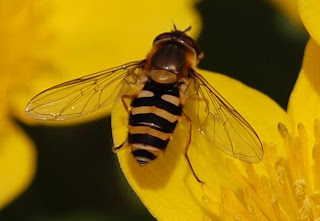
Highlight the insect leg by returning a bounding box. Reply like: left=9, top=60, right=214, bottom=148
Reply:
left=112, top=141, right=127, bottom=152
left=112, top=94, right=135, bottom=152
left=121, top=94, right=135, bottom=113
left=182, top=112, right=204, bottom=184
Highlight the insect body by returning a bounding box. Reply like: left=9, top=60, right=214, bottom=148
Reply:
left=128, top=81, right=182, bottom=166
left=127, top=30, right=197, bottom=166
left=26, top=26, right=263, bottom=183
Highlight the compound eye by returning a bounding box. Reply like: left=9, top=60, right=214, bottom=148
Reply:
left=153, top=32, right=172, bottom=44
left=178, top=35, right=198, bottom=53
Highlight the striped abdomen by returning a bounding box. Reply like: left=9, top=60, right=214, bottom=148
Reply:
left=128, top=80, right=182, bottom=166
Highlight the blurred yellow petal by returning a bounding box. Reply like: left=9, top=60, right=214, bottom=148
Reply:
left=0, top=122, right=36, bottom=209
left=1, top=82, right=35, bottom=210
left=2, top=0, right=55, bottom=121
left=47, top=0, right=201, bottom=72
left=112, top=70, right=285, bottom=220
left=298, top=0, right=320, bottom=44
left=0, top=0, right=40, bottom=208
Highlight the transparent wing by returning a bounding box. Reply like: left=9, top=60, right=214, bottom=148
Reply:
left=185, top=71, right=263, bottom=163
left=26, top=61, right=143, bottom=120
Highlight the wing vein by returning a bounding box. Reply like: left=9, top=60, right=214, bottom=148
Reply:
left=182, top=70, right=263, bottom=163
left=26, top=60, right=143, bottom=120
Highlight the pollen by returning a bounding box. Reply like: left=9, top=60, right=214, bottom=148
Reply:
left=201, top=120, right=320, bottom=220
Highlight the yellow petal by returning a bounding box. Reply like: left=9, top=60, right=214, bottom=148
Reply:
left=112, top=70, right=287, bottom=220
left=0, top=123, right=36, bottom=209
left=288, top=39, right=320, bottom=142
left=299, top=0, right=320, bottom=44
left=1, top=0, right=64, bottom=124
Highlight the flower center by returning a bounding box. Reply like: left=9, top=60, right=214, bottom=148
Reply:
left=201, top=120, right=320, bottom=220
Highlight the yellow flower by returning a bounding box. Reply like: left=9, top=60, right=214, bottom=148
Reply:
left=200, top=38, right=320, bottom=220
left=112, top=1, right=320, bottom=221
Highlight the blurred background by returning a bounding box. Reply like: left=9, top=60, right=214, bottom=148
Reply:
left=0, top=0, right=308, bottom=220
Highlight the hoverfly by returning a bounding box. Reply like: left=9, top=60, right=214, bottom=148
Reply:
left=26, top=26, right=263, bottom=183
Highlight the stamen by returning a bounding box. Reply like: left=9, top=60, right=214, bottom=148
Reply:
left=278, top=123, right=289, bottom=138
left=313, top=144, right=320, bottom=186
left=201, top=121, right=320, bottom=220
left=294, top=179, right=307, bottom=201
left=298, top=197, right=312, bottom=220
left=314, top=119, right=320, bottom=143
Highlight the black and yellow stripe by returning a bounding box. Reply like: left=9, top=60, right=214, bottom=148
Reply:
left=128, top=80, right=182, bottom=166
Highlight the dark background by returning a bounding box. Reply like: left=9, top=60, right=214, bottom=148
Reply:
left=1, top=0, right=308, bottom=220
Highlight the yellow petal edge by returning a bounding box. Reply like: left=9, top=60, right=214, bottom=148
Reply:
left=0, top=124, right=36, bottom=209
left=298, top=0, right=320, bottom=45
left=288, top=39, right=320, bottom=142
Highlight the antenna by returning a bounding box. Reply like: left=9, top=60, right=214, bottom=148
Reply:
left=183, top=26, right=192, bottom=33
left=173, top=23, right=178, bottom=31
left=171, top=24, right=192, bottom=33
